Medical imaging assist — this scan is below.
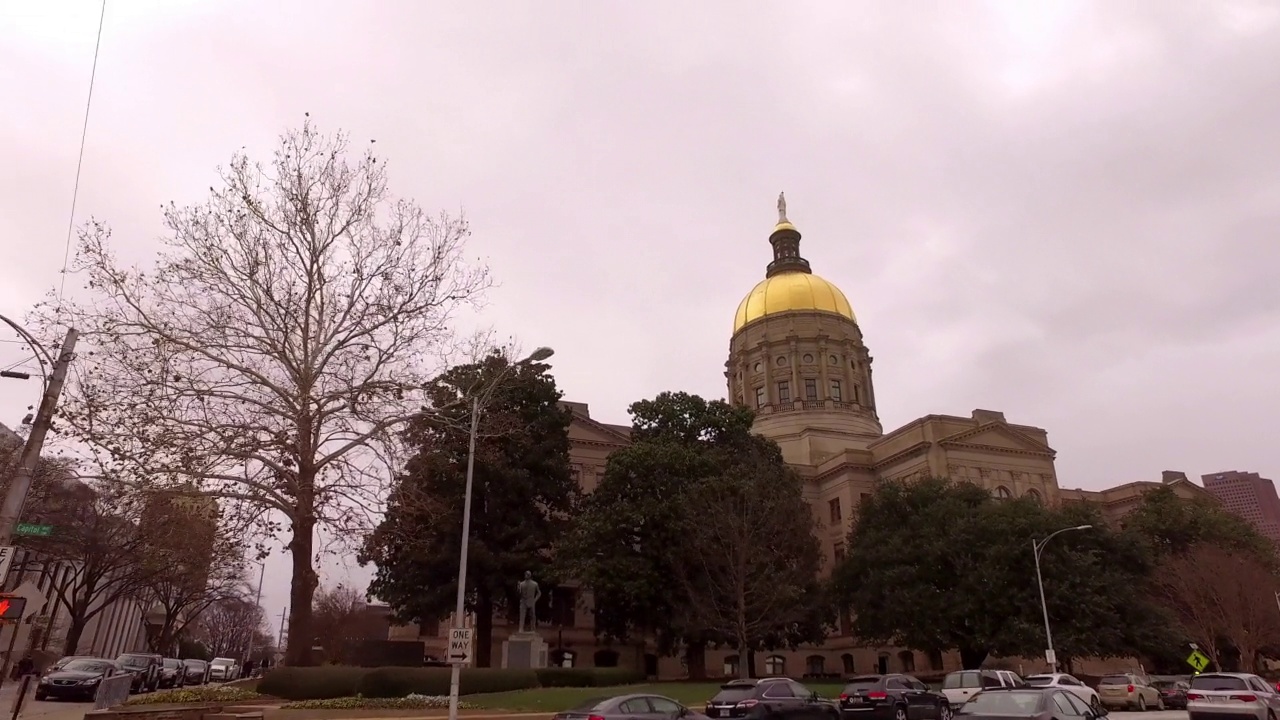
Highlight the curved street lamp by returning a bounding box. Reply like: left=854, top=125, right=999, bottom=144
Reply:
left=1033, top=524, right=1093, bottom=672
left=0, top=314, right=52, bottom=392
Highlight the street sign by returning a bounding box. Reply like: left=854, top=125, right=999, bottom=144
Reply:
left=1044, top=649, right=1056, bottom=666
left=447, top=627, right=473, bottom=665
left=0, top=546, right=14, bottom=580
left=14, top=524, right=52, bottom=537
left=1186, top=649, right=1210, bottom=673
left=0, top=595, right=27, bottom=621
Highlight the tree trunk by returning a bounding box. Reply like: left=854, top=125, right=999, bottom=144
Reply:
left=62, top=615, right=88, bottom=656
left=284, top=513, right=319, bottom=666
left=475, top=593, right=494, bottom=668
left=959, top=646, right=988, bottom=669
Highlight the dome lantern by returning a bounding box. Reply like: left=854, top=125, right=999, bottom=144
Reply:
left=766, top=192, right=812, bottom=278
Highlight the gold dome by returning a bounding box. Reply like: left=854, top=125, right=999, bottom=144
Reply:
left=733, top=271, right=856, bottom=333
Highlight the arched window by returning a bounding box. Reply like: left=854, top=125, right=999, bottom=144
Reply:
left=841, top=653, right=855, bottom=674
left=594, top=649, right=619, bottom=668
left=765, top=655, right=786, bottom=676
left=1026, top=488, right=1042, bottom=503
left=994, top=486, right=1013, bottom=499
left=898, top=650, right=915, bottom=672
left=806, top=655, right=825, bottom=675
left=877, top=652, right=890, bottom=674
left=928, top=649, right=944, bottom=671
left=723, top=654, right=739, bottom=677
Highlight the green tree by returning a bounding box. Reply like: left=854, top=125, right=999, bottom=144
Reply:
left=676, top=435, right=828, bottom=678
left=359, top=353, right=575, bottom=667
left=833, top=477, right=1159, bottom=668
left=1123, top=485, right=1274, bottom=562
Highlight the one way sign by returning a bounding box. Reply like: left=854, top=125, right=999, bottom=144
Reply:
left=448, top=628, right=473, bottom=665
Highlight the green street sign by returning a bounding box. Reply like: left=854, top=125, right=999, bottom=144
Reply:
left=1187, top=649, right=1210, bottom=672
left=14, top=524, right=52, bottom=537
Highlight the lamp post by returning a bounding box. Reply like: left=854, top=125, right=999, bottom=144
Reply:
left=446, top=347, right=553, bottom=720
left=1033, top=524, right=1092, bottom=673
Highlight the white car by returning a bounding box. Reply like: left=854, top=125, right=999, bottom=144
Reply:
left=941, top=670, right=1024, bottom=708
left=1025, top=673, right=1102, bottom=710
left=207, top=657, right=238, bottom=682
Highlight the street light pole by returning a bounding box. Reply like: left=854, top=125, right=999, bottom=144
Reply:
left=0, top=327, right=78, bottom=545
left=1033, top=524, right=1092, bottom=673
left=447, top=347, right=553, bottom=720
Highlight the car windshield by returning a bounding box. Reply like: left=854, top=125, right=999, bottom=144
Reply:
left=210, top=660, right=233, bottom=667
left=711, top=687, right=757, bottom=703
left=164, top=659, right=181, bottom=668
left=960, top=692, right=1044, bottom=715
left=1190, top=676, right=1249, bottom=692
left=62, top=660, right=110, bottom=673
left=1024, top=676, right=1053, bottom=687
left=183, top=660, right=205, bottom=667
left=1099, top=676, right=1131, bottom=686
left=117, top=655, right=149, bottom=668
left=944, top=672, right=980, bottom=689
left=844, top=677, right=884, bottom=692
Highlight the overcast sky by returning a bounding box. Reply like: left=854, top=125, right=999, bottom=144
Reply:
left=3, top=0, right=1279, bottom=630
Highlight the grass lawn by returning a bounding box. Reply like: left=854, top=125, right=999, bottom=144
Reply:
left=467, top=682, right=848, bottom=712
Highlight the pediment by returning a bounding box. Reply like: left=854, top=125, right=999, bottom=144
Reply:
left=568, top=413, right=631, bottom=447
left=939, top=423, right=1054, bottom=456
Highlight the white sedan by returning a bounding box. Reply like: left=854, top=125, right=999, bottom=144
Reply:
left=1025, top=673, right=1103, bottom=710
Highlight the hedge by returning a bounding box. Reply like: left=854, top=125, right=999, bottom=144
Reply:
left=258, top=666, right=645, bottom=700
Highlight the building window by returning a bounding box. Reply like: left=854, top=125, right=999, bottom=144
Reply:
left=833, top=542, right=845, bottom=562
left=852, top=385, right=860, bottom=404
left=842, top=653, right=855, bottom=673
left=723, top=654, right=739, bottom=677
left=804, top=378, right=818, bottom=400
left=1026, top=488, right=1042, bottom=503
left=755, top=387, right=766, bottom=408
left=828, top=498, right=842, bottom=523
left=830, top=380, right=843, bottom=401
left=765, top=655, right=786, bottom=676
left=928, top=649, right=944, bottom=671
left=898, top=650, right=915, bottom=672
left=777, top=381, right=791, bottom=403
left=806, top=655, right=825, bottom=675
left=994, top=486, right=1013, bottom=499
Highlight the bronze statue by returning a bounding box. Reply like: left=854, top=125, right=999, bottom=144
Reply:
left=777, top=192, right=788, bottom=224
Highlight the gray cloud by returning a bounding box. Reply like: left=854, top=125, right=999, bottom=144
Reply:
left=2, top=0, right=1277, bottom=617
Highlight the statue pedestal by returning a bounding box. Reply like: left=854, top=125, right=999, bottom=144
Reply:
left=501, top=631, right=549, bottom=670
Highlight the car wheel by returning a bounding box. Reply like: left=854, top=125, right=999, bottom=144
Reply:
left=940, top=704, right=954, bottom=720
left=34, top=692, right=46, bottom=702
left=895, top=706, right=908, bottom=720
left=1138, top=696, right=1147, bottom=712
left=1156, top=696, right=1165, bottom=711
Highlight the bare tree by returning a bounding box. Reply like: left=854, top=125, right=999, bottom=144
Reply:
left=196, top=595, right=267, bottom=660
left=312, top=584, right=385, bottom=664
left=1154, top=545, right=1280, bottom=671
left=37, top=120, right=491, bottom=663
left=21, top=481, right=160, bottom=654
left=675, top=439, right=826, bottom=678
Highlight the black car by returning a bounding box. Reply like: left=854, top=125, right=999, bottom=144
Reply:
left=553, top=693, right=707, bottom=720
left=840, top=674, right=954, bottom=720
left=182, top=659, right=210, bottom=685
left=957, top=687, right=1100, bottom=720
left=705, top=678, right=839, bottom=720
left=34, top=658, right=121, bottom=702
left=1152, top=680, right=1188, bottom=710
left=115, top=653, right=162, bottom=693
left=159, top=658, right=186, bottom=689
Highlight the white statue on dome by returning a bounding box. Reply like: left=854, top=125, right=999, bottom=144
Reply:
left=777, top=192, right=788, bottom=224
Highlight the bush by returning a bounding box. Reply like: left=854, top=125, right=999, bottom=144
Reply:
left=257, top=666, right=369, bottom=700
left=536, top=668, right=646, bottom=687
left=125, top=686, right=262, bottom=705
left=356, top=667, right=539, bottom=698
left=281, top=694, right=479, bottom=710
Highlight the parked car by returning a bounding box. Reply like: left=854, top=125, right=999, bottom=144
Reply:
left=35, top=658, right=121, bottom=702
left=956, top=687, right=1100, bottom=720
left=704, top=678, right=838, bottom=720
left=1024, top=674, right=1102, bottom=711
left=553, top=694, right=709, bottom=720
left=158, top=658, right=186, bottom=689
left=1186, top=672, right=1280, bottom=720
left=1096, top=673, right=1162, bottom=711
left=182, top=659, right=210, bottom=685
left=942, top=671, right=1024, bottom=708
left=839, top=673, right=954, bottom=720
left=115, top=653, right=162, bottom=693
left=207, top=657, right=238, bottom=682
left=1153, top=680, right=1190, bottom=710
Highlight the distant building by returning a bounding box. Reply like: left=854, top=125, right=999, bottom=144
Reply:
left=1059, top=470, right=1218, bottom=526
left=1202, top=471, right=1280, bottom=545
left=0, top=422, right=149, bottom=661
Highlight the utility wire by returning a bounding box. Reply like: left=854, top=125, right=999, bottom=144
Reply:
left=57, top=0, right=108, bottom=310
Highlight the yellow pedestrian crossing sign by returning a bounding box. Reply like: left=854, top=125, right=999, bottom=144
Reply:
left=1187, top=649, right=1210, bottom=672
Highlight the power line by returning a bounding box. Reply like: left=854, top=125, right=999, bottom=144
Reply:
left=57, top=0, right=108, bottom=310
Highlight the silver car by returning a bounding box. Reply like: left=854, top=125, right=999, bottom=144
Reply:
left=1187, top=672, right=1280, bottom=720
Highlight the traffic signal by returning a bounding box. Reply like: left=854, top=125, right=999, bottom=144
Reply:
left=0, top=596, right=27, bottom=621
